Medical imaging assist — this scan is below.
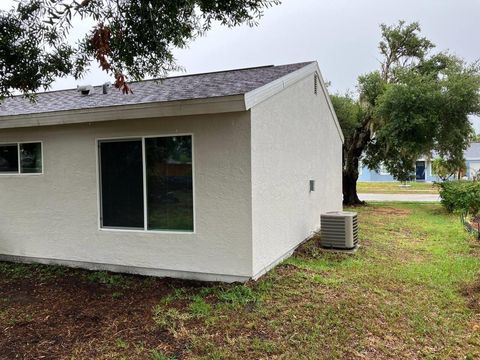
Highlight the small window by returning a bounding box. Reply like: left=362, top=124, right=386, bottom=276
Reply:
left=314, top=74, right=318, bottom=95
left=0, top=142, right=42, bottom=175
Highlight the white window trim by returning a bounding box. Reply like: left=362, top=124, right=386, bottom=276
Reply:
left=0, top=141, right=44, bottom=176
left=95, top=133, right=196, bottom=235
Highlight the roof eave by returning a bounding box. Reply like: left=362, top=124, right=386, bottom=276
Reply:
left=0, top=94, right=246, bottom=130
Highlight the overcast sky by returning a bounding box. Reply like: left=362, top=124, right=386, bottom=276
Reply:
left=2, top=0, right=480, bottom=130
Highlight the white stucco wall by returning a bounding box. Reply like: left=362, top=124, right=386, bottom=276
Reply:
left=0, top=112, right=253, bottom=282
left=468, top=160, right=480, bottom=178
left=250, top=73, right=343, bottom=277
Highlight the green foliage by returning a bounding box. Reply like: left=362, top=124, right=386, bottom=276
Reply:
left=334, top=21, right=480, bottom=204
left=432, top=157, right=465, bottom=181
left=84, top=271, right=131, bottom=288
left=438, top=181, right=480, bottom=214
left=379, top=21, right=434, bottom=77
left=151, top=284, right=258, bottom=336
left=115, top=338, right=129, bottom=349
left=0, top=0, right=280, bottom=98
left=3, top=204, right=480, bottom=357
left=368, top=55, right=480, bottom=179
left=329, top=94, right=363, bottom=141
left=150, top=349, right=176, bottom=360
left=0, top=262, right=66, bottom=280
left=216, top=285, right=258, bottom=306
left=153, top=306, right=192, bottom=335
left=357, top=71, right=385, bottom=107
left=189, top=295, right=212, bottom=317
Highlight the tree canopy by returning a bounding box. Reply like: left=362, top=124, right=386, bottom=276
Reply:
left=332, top=21, right=480, bottom=204
left=0, top=0, right=280, bottom=98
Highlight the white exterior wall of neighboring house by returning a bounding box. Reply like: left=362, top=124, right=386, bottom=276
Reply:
left=250, top=72, right=343, bottom=278
left=0, top=112, right=254, bottom=282
left=468, top=160, right=480, bottom=178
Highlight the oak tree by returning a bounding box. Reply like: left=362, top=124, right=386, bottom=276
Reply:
left=0, top=0, right=279, bottom=98
left=332, top=21, right=480, bottom=204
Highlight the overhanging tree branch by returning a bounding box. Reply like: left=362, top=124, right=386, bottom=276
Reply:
left=1, top=0, right=280, bottom=98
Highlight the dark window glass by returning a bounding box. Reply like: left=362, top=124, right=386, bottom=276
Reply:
left=0, top=144, right=18, bottom=173
left=20, top=142, right=42, bottom=173
left=100, top=140, right=144, bottom=229
left=146, top=136, right=193, bottom=231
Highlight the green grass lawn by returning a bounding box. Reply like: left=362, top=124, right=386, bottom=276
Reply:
left=358, top=181, right=439, bottom=194
left=1, top=203, right=480, bottom=359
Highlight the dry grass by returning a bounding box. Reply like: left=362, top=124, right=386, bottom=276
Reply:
left=358, top=181, right=439, bottom=194
left=1, top=203, right=480, bottom=359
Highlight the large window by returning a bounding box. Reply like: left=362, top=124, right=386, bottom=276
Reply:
left=0, top=142, right=43, bottom=174
left=99, top=135, right=194, bottom=232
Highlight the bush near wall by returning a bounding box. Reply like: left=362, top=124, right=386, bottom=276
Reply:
left=438, top=181, right=480, bottom=214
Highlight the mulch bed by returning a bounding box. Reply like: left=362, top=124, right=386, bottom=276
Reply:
left=0, top=267, right=208, bottom=359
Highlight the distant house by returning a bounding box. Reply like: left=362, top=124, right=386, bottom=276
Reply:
left=0, top=61, right=343, bottom=282
left=358, top=143, right=480, bottom=182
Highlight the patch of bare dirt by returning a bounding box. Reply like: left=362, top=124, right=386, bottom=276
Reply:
left=365, top=207, right=412, bottom=217
left=0, top=271, right=209, bottom=360
left=462, top=278, right=480, bottom=313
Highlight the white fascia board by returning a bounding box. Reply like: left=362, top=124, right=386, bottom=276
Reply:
left=0, top=95, right=246, bottom=130
left=244, top=62, right=345, bottom=143
left=244, top=62, right=318, bottom=109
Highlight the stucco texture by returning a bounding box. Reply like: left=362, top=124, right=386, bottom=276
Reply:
left=250, top=74, right=343, bottom=277
left=0, top=69, right=344, bottom=282
left=0, top=113, right=253, bottom=281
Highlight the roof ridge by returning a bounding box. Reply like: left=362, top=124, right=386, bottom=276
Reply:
left=6, top=62, right=314, bottom=98
left=145, top=61, right=315, bottom=82
left=0, top=61, right=316, bottom=118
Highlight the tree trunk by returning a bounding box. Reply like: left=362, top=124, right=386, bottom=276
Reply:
left=342, top=116, right=372, bottom=206
left=343, top=168, right=363, bottom=205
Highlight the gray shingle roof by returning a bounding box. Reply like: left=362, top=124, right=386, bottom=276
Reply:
left=0, top=62, right=313, bottom=117
left=465, top=142, right=480, bottom=159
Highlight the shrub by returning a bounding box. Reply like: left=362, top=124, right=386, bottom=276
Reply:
left=438, top=180, right=480, bottom=214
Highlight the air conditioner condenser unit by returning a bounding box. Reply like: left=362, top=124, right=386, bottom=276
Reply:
left=320, top=211, right=359, bottom=250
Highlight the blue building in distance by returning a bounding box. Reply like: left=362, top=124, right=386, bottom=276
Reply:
left=358, top=143, right=480, bottom=182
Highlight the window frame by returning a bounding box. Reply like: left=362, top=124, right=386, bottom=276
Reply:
left=96, top=134, right=196, bottom=234
left=0, top=141, right=44, bottom=176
